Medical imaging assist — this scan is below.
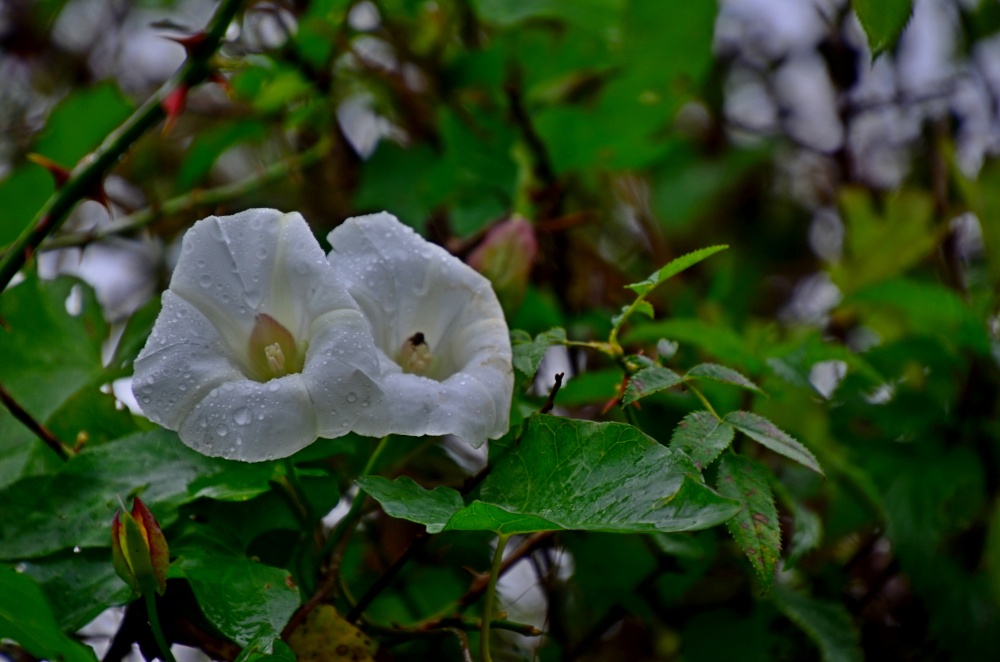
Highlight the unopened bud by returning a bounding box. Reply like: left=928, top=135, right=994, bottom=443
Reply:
left=111, top=497, right=169, bottom=596
left=468, top=216, right=537, bottom=313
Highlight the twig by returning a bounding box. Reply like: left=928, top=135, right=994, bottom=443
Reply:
left=0, top=379, right=73, bottom=460
left=40, top=140, right=330, bottom=252
left=0, top=0, right=244, bottom=290
left=539, top=373, right=564, bottom=414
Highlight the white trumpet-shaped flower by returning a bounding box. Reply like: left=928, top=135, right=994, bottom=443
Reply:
left=326, top=213, right=514, bottom=447
left=133, top=209, right=384, bottom=461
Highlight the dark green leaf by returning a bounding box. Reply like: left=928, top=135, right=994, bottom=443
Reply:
left=624, top=318, right=762, bottom=372
left=771, top=584, right=863, bottom=662
left=625, top=245, right=728, bottom=296
left=20, top=549, right=131, bottom=632
left=724, top=412, right=824, bottom=475
left=786, top=504, right=823, bottom=570
left=362, top=415, right=741, bottom=534
left=177, top=556, right=300, bottom=647
left=511, top=327, right=566, bottom=377
left=33, top=82, right=133, bottom=166
left=852, top=0, right=913, bottom=55
left=0, top=564, right=98, bottom=662
left=716, top=455, right=781, bottom=591
left=236, top=628, right=297, bottom=662
left=106, top=296, right=162, bottom=378
left=669, top=410, right=734, bottom=470
left=0, top=166, right=54, bottom=246
left=686, top=363, right=764, bottom=395
left=0, top=430, right=276, bottom=559
left=623, top=366, right=684, bottom=405
left=356, top=476, right=464, bottom=534
left=176, top=121, right=269, bottom=191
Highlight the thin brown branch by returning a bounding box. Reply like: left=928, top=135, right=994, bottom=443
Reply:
left=540, top=373, right=564, bottom=414
left=0, top=380, right=72, bottom=460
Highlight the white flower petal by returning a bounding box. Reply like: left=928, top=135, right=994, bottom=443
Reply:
left=133, top=292, right=245, bottom=429
left=302, top=309, right=384, bottom=436
left=176, top=377, right=318, bottom=461
left=135, top=209, right=386, bottom=461
left=327, top=212, right=513, bottom=446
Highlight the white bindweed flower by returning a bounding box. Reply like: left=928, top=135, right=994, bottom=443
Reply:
left=326, top=212, right=514, bottom=447
left=133, top=209, right=384, bottom=461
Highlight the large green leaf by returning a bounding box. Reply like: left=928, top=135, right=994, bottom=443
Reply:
left=177, top=556, right=300, bottom=647
left=0, top=564, right=98, bottom=662
left=626, top=245, right=728, bottom=296
left=33, top=82, right=134, bottom=166
left=852, top=0, right=913, bottom=55
left=669, top=410, right=734, bottom=470
left=716, top=455, right=781, bottom=592
left=19, top=549, right=131, bottom=632
left=623, top=366, right=684, bottom=405
left=360, top=415, right=741, bottom=535
left=724, top=411, right=823, bottom=475
left=0, top=430, right=276, bottom=559
left=771, top=584, right=862, bottom=662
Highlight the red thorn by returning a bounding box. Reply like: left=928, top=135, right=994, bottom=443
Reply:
left=26, top=154, right=70, bottom=188
left=161, top=85, right=189, bottom=135
left=165, top=31, right=207, bottom=53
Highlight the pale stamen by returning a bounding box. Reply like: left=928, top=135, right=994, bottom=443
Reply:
left=399, top=332, right=435, bottom=375
left=265, top=342, right=286, bottom=374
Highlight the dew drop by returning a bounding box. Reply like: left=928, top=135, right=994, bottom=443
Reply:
left=268, top=381, right=281, bottom=392
left=215, top=424, right=229, bottom=437
left=198, top=273, right=212, bottom=288
left=257, top=247, right=268, bottom=259
left=142, top=396, right=151, bottom=404
left=233, top=407, right=252, bottom=425
left=346, top=392, right=358, bottom=403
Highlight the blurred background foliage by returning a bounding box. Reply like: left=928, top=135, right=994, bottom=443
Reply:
left=4, top=0, right=1000, bottom=660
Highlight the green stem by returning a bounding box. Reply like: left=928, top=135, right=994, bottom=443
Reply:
left=480, top=534, right=511, bottom=662
left=0, top=0, right=243, bottom=290
left=143, top=590, right=177, bottom=662
left=321, top=436, right=392, bottom=560
left=686, top=383, right=722, bottom=421
left=41, top=140, right=329, bottom=252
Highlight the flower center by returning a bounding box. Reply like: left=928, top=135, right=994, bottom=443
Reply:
left=248, top=313, right=305, bottom=381
left=397, top=332, right=436, bottom=376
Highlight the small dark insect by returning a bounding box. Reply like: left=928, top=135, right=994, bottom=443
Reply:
left=409, top=331, right=426, bottom=347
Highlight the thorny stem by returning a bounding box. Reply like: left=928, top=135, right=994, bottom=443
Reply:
left=481, top=534, right=511, bottom=662
left=0, top=0, right=244, bottom=291
left=40, top=140, right=330, bottom=252
left=143, top=590, right=177, bottom=662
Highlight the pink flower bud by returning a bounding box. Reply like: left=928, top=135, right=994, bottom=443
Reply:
left=468, top=217, right=537, bottom=313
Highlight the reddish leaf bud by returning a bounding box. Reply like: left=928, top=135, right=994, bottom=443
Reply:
left=111, top=497, right=169, bottom=596
left=161, top=86, right=189, bottom=135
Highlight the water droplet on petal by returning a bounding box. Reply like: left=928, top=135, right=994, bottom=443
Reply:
left=346, top=392, right=357, bottom=403
left=198, top=274, right=212, bottom=288
left=215, top=424, right=229, bottom=437
left=233, top=407, right=252, bottom=425
left=257, top=247, right=268, bottom=259
left=268, top=381, right=281, bottom=392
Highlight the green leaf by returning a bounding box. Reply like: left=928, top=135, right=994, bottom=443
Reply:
left=0, top=166, right=54, bottom=247
left=33, top=83, right=133, bottom=166
left=669, top=410, right=735, bottom=470
left=20, top=549, right=131, bottom=632
left=786, top=504, right=823, bottom=570
left=177, top=556, right=300, bottom=648
left=716, top=455, right=781, bottom=592
left=622, top=366, right=684, bottom=405
left=852, top=0, right=913, bottom=55
left=472, top=0, right=624, bottom=31
left=724, top=411, right=824, bottom=476
left=106, top=296, right=162, bottom=378
left=0, top=429, right=276, bottom=559
left=176, top=121, right=268, bottom=191
left=686, top=363, right=764, bottom=395
left=236, top=628, right=297, bottom=662
left=612, top=300, right=653, bottom=327
left=355, top=476, right=464, bottom=534
left=511, top=327, right=566, bottom=377
left=0, top=564, right=98, bottom=662
left=771, top=584, right=863, bottom=662
left=625, top=245, right=728, bottom=296
left=362, top=415, right=741, bottom=535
